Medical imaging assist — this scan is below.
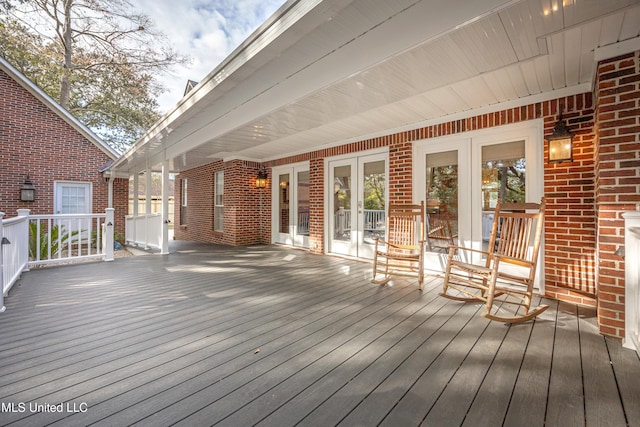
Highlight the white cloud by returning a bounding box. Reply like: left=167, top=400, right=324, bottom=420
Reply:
left=132, top=0, right=285, bottom=113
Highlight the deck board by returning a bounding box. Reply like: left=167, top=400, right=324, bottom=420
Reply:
left=461, top=304, right=537, bottom=427
left=0, top=242, right=638, bottom=427
left=545, top=302, right=585, bottom=427
left=579, top=306, right=628, bottom=427
left=606, top=336, right=640, bottom=427
left=502, top=299, right=557, bottom=427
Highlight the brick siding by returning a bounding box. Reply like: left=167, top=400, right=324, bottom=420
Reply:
left=0, top=68, right=128, bottom=236
left=174, top=160, right=267, bottom=245
left=595, top=51, right=640, bottom=338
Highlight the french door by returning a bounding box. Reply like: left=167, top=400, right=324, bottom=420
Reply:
left=272, top=163, right=310, bottom=248
left=328, top=152, right=387, bottom=259
left=415, top=121, right=544, bottom=290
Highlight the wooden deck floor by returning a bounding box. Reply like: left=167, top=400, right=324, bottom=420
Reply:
left=0, top=243, right=639, bottom=427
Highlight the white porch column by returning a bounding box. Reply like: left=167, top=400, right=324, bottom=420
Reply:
left=133, top=174, right=140, bottom=217
left=107, top=176, right=114, bottom=208
left=132, top=173, right=139, bottom=244
left=105, top=208, right=115, bottom=262
left=16, top=209, right=30, bottom=272
left=145, top=168, right=152, bottom=249
left=0, top=212, right=5, bottom=313
left=161, top=157, right=170, bottom=254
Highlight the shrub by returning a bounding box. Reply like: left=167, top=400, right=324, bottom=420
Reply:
left=28, top=221, right=80, bottom=260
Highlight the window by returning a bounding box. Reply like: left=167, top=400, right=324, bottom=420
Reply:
left=54, top=181, right=92, bottom=214
left=214, top=171, right=224, bottom=232
left=180, top=178, right=187, bottom=225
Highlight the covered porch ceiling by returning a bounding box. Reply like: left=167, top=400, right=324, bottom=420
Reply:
left=109, top=0, right=640, bottom=175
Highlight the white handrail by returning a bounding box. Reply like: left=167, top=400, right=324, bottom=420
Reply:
left=125, top=213, right=162, bottom=250
left=1, top=211, right=30, bottom=308
left=0, top=209, right=114, bottom=312
left=28, top=213, right=108, bottom=266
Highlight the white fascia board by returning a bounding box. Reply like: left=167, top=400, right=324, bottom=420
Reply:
left=594, top=36, right=640, bottom=63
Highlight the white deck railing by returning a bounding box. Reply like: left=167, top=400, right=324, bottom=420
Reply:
left=298, top=211, right=310, bottom=235
left=0, top=209, right=114, bottom=312
left=1, top=211, right=29, bottom=304
left=28, top=213, right=113, bottom=266
left=624, top=211, right=640, bottom=354
left=125, top=213, right=162, bottom=250
left=334, top=209, right=385, bottom=234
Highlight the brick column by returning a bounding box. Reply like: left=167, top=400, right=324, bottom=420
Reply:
left=309, top=158, right=325, bottom=254
left=388, top=133, right=413, bottom=205
left=225, top=160, right=264, bottom=245
left=595, top=50, right=640, bottom=338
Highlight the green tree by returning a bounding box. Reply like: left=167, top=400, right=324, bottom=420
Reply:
left=1, top=0, right=188, bottom=152
left=363, top=173, right=385, bottom=210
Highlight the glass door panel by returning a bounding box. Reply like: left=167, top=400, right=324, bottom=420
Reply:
left=359, top=158, right=386, bottom=258
left=295, top=170, right=310, bottom=247
left=480, top=140, right=525, bottom=251
left=425, top=150, right=458, bottom=253
left=278, top=173, right=290, bottom=235
left=330, top=162, right=356, bottom=256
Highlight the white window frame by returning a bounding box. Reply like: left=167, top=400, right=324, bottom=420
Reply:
left=214, top=171, right=224, bottom=232
left=180, top=178, right=188, bottom=225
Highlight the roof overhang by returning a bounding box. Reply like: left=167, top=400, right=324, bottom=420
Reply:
left=109, top=0, right=640, bottom=175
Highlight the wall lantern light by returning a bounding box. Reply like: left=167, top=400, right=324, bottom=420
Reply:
left=547, top=113, right=573, bottom=163
left=20, top=176, right=36, bottom=201
left=255, top=167, right=268, bottom=189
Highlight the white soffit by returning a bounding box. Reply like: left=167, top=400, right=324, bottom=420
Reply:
left=112, top=0, right=640, bottom=174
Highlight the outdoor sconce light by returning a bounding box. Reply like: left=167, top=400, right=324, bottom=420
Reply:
left=547, top=113, right=573, bottom=163
left=20, top=176, right=36, bottom=201
left=255, top=168, right=268, bottom=189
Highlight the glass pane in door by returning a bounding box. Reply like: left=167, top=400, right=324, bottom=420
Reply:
left=297, top=170, right=310, bottom=236
left=425, top=150, right=458, bottom=252
left=481, top=140, right=525, bottom=248
left=278, top=173, right=290, bottom=234
left=362, top=160, right=385, bottom=244
left=333, top=165, right=351, bottom=241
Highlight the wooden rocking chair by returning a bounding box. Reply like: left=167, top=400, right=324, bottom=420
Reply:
left=440, top=198, right=548, bottom=323
left=426, top=206, right=456, bottom=252
left=371, top=202, right=426, bottom=289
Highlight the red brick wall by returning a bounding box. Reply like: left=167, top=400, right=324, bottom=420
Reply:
left=595, top=50, right=640, bottom=338
left=389, top=135, right=413, bottom=205
left=174, top=160, right=267, bottom=245
left=0, top=68, right=127, bottom=236
left=174, top=162, right=217, bottom=243
left=309, top=158, right=324, bottom=254
left=543, top=95, right=597, bottom=306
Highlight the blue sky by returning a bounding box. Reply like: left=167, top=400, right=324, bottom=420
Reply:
left=134, top=0, right=287, bottom=113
